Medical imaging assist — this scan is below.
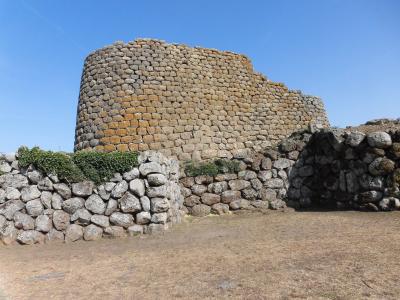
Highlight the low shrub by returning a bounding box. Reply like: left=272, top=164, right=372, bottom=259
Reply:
left=185, top=159, right=240, bottom=177
left=17, top=147, right=138, bottom=184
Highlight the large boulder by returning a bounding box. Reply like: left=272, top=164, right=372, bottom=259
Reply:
left=35, top=215, right=52, bottom=232
left=83, top=224, right=103, bottom=241
left=85, top=194, right=106, bottom=214
left=21, top=186, right=41, bottom=202
left=72, top=181, right=94, bottom=197
left=119, top=192, right=141, bottom=213
left=129, top=179, right=145, bottom=197
left=17, top=230, right=45, bottom=245
left=109, top=212, right=134, bottom=228
left=150, top=198, right=170, bottom=213
left=62, top=197, right=85, bottom=214
left=190, top=204, right=211, bottom=217
left=111, top=181, right=129, bottom=198
left=25, top=199, right=44, bottom=217
left=13, top=212, right=35, bottom=230
left=52, top=210, right=70, bottom=231
left=367, top=132, right=392, bottom=148
left=65, top=224, right=83, bottom=242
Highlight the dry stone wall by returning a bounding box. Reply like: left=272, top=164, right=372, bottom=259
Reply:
left=75, top=38, right=329, bottom=160
left=0, top=151, right=183, bottom=245
left=179, top=128, right=400, bottom=214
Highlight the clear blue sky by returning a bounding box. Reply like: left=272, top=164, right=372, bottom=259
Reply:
left=1, top=0, right=399, bottom=153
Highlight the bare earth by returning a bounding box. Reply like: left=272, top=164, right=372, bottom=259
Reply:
left=1, top=210, right=400, bottom=300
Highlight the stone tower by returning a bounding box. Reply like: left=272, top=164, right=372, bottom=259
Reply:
left=75, top=38, right=329, bottom=160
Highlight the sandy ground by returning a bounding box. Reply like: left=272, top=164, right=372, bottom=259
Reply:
left=1, top=210, right=400, bottom=300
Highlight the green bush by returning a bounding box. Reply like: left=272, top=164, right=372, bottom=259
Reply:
left=185, top=159, right=240, bottom=177
left=17, top=147, right=138, bottom=184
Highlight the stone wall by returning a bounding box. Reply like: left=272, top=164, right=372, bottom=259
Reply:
left=0, top=151, right=183, bottom=245
left=286, top=130, right=400, bottom=211
left=74, top=38, right=329, bottom=160
left=179, top=128, right=400, bottom=214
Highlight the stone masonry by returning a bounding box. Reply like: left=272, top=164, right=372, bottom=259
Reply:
left=74, top=38, right=329, bottom=160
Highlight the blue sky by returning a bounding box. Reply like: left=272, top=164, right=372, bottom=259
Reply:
left=0, top=0, right=399, bottom=153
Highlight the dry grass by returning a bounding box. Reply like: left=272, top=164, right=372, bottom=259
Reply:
left=1, top=210, right=400, bottom=299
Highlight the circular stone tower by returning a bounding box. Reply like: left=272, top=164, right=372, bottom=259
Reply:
left=75, top=38, right=329, bottom=160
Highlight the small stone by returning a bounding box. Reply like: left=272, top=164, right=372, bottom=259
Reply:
left=83, top=224, right=103, bottom=241
left=201, top=193, right=220, bottom=205
left=251, top=200, right=269, bottom=209
left=151, top=212, right=168, bottom=224
left=269, top=198, right=287, bottom=210
left=53, top=183, right=71, bottom=199
left=21, top=185, right=41, bottom=202
left=147, top=174, right=167, bottom=186
left=146, top=185, right=168, bottom=198
left=17, top=230, right=45, bottom=245
left=91, top=215, right=110, bottom=228
left=5, top=187, right=21, bottom=200
left=190, top=204, right=211, bottom=217
left=139, top=162, right=164, bottom=176
left=179, top=177, right=194, bottom=187
left=273, top=158, right=292, bottom=170
left=62, top=197, right=84, bottom=214
left=194, top=175, right=213, bottom=185
left=13, top=212, right=35, bottom=230
left=238, top=170, right=257, bottom=180
left=111, top=180, right=129, bottom=198
left=35, top=215, right=52, bottom=232
left=123, top=168, right=139, bottom=181
left=228, top=180, right=251, bottom=191
left=104, top=182, right=116, bottom=192
left=265, top=178, right=284, bottom=189
left=119, top=192, right=142, bottom=213
left=51, top=193, right=63, bottom=210
left=0, top=199, right=24, bottom=220
left=242, top=188, right=258, bottom=200
left=27, top=170, right=42, bottom=184
left=37, top=177, right=53, bottom=191
left=356, top=191, right=383, bottom=203
left=261, top=157, right=272, bottom=170
left=191, top=184, right=208, bottom=196
left=103, top=226, right=126, bottom=238
left=97, top=185, right=110, bottom=201
left=105, top=199, right=118, bottom=216
left=207, top=181, right=228, bottom=194
left=52, top=210, right=70, bottom=231
left=127, top=225, right=143, bottom=236
left=140, top=196, right=150, bottom=212
left=184, top=195, right=200, bottom=207
left=258, top=171, right=272, bottom=182
left=150, top=197, right=170, bottom=213
left=367, top=132, right=392, bottom=148
left=129, top=179, right=145, bottom=196
left=0, top=161, right=11, bottom=173
left=346, top=131, right=366, bottom=147
left=136, top=211, right=151, bottom=224
left=221, top=190, right=241, bottom=204
left=72, top=181, right=94, bottom=197
left=0, top=221, right=18, bottom=245
left=211, top=203, right=230, bottom=215
left=65, top=224, right=83, bottom=242
left=229, top=199, right=250, bottom=210
left=26, top=199, right=44, bottom=216
left=85, top=194, right=106, bottom=214
left=40, top=191, right=52, bottom=209
left=369, top=157, right=395, bottom=176
left=71, top=208, right=92, bottom=225
left=110, top=212, right=134, bottom=228
left=0, top=174, right=29, bottom=189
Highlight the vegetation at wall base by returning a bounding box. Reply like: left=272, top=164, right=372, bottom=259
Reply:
left=184, top=159, right=240, bottom=177
left=17, top=146, right=138, bottom=184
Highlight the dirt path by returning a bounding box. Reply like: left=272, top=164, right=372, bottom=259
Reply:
left=1, top=210, right=400, bottom=300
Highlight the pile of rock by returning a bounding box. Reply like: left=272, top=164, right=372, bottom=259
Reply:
left=0, top=151, right=183, bottom=245
left=286, top=129, right=400, bottom=211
